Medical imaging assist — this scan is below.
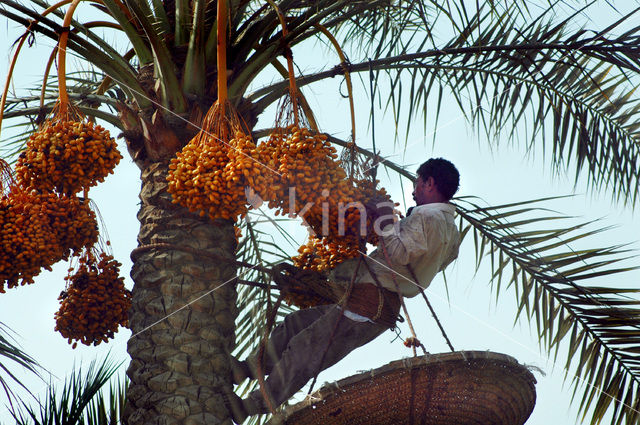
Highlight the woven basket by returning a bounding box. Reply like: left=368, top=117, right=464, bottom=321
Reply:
left=266, top=351, right=537, bottom=425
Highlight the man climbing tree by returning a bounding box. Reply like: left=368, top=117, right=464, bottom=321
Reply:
left=226, top=158, right=461, bottom=422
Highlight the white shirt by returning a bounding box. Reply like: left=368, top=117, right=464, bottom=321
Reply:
left=356, top=203, right=460, bottom=297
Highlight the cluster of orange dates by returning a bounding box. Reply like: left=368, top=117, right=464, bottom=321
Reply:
left=55, top=252, right=131, bottom=348
left=0, top=190, right=98, bottom=292
left=16, top=119, right=121, bottom=195
left=168, top=117, right=398, bottom=308
left=168, top=120, right=396, bottom=278
left=0, top=112, right=129, bottom=346
left=168, top=130, right=258, bottom=221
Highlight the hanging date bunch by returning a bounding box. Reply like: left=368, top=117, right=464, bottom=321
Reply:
left=48, top=195, right=99, bottom=256
left=167, top=0, right=263, bottom=222
left=289, top=175, right=397, bottom=265
left=342, top=177, right=397, bottom=247
left=0, top=191, right=96, bottom=291
left=256, top=123, right=345, bottom=210
left=0, top=183, right=60, bottom=291
left=292, top=236, right=359, bottom=274
left=291, top=180, right=396, bottom=272
left=55, top=248, right=131, bottom=348
left=285, top=180, right=397, bottom=308
left=13, top=0, right=121, bottom=197
left=0, top=160, right=99, bottom=292
left=15, top=102, right=122, bottom=196
left=167, top=101, right=259, bottom=221
left=248, top=5, right=347, bottom=212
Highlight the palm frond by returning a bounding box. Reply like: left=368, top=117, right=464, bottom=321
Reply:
left=0, top=0, right=148, bottom=107
left=455, top=196, right=640, bottom=425
left=376, top=3, right=640, bottom=206
left=234, top=211, right=301, bottom=425
left=100, top=0, right=154, bottom=64
left=249, top=3, right=640, bottom=207
left=234, top=211, right=297, bottom=361
left=83, top=375, right=127, bottom=425
left=9, top=356, right=122, bottom=425
left=0, top=322, right=41, bottom=411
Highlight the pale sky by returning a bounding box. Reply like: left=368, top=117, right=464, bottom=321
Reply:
left=1, top=2, right=639, bottom=424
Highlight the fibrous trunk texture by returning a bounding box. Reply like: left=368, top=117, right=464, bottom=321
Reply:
left=125, top=162, right=237, bottom=425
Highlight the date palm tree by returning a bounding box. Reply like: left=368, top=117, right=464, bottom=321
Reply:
left=1, top=1, right=640, bottom=424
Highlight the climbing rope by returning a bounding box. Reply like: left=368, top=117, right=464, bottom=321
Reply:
left=378, top=240, right=427, bottom=356
left=408, top=266, right=455, bottom=352
left=306, top=255, right=362, bottom=396
left=255, top=293, right=283, bottom=415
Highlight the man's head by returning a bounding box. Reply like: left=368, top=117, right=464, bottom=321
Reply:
left=413, top=158, right=460, bottom=205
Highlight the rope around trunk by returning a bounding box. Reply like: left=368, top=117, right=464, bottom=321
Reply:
left=130, top=242, right=273, bottom=275
left=131, top=243, right=454, bottom=351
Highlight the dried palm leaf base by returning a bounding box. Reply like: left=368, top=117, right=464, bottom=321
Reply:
left=267, top=351, right=537, bottom=425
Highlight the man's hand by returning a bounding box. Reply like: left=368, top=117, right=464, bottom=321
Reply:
left=365, top=198, right=397, bottom=231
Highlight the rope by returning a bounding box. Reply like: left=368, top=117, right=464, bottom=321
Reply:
left=379, top=240, right=427, bottom=356
left=377, top=241, right=426, bottom=425
left=407, top=265, right=456, bottom=353
left=360, top=256, right=403, bottom=326
left=335, top=255, right=360, bottom=307
left=256, top=294, right=283, bottom=415
left=306, top=255, right=363, bottom=396
left=130, top=242, right=273, bottom=275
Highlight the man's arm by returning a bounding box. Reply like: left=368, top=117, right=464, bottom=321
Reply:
left=378, top=210, right=432, bottom=265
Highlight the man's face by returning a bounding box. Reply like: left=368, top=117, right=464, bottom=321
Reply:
left=412, top=176, right=432, bottom=205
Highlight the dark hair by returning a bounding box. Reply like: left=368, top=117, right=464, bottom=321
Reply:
left=416, top=158, right=460, bottom=200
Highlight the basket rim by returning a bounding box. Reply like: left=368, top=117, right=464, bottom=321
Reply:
left=267, top=350, right=538, bottom=424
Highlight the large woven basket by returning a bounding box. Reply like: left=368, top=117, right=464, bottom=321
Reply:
left=266, top=351, right=537, bottom=425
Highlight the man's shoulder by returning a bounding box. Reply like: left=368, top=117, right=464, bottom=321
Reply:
left=411, top=203, right=456, bottom=219
left=410, top=204, right=458, bottom=239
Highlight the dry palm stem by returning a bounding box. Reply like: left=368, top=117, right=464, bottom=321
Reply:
left=0, top=159, right=15, bottom=195
left=0, top=32, right=29, bottom=137
left=266, top=0, right=307, bottom=127
left=217, top=0, right=228, bottom=112
left=314, top=24, right=356, bottom=144
left=40, top=21, right=125, bottom=110
left=270, top=59, right=319, bottom=132
left=0, top=0, right=77, bottom=135
left=314, top=23, right=362, bottom=179
left=56, top=0, right=83, bottom=116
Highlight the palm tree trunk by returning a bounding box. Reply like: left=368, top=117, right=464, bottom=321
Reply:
left=124, top=161, right=237, bottom=425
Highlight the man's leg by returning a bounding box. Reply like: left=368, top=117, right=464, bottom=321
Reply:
left=233, top=305, right=333, bottom=382
left=244, top=305, right=388, bottom=413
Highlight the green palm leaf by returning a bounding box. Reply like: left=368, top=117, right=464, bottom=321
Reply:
left=9, top=356, right=122, bottom=425
left=248, top=2, right=640, bottom=206
left=0, top=322, right=40, bottom=411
